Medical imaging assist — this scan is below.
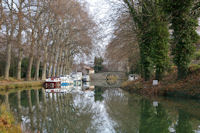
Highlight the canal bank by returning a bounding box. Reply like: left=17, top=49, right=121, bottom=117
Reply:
left=0, top=81, right=43, bottom=90
left=121, top=68, right=200, bottom=99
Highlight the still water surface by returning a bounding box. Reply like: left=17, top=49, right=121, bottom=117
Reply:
left=0, top=83, right=200, bottom=133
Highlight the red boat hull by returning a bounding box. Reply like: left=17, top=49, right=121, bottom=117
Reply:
left=43, top=82, right=61, bottom=89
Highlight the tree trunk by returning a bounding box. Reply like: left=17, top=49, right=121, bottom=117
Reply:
left=47, top=55, right=52, bottom=77
left=4, top=42, right=11, bottom=80
left=56, top=64, right=60, bottom=77
left=34, top=56, right=41, bottom=80
left=69, top=56, right=73, bottom=74
left=52, top=47, right=57, bottom=77
left=62, top=62, right=66, bottom=75
left=26, top=54, right=34, bottom=81
left=177, top=65, right=188, bottom=79
left=52, top=61, right=56, bottom=77
left=63, top=47, right=69, bottom=75
left=66, top=56, right=70, bottom=75
left=48, top=48, right=53, bottom=78
left=0, top=0, right=3, bottom=28
left=42, top=61, right=47, bottom=80
left=155, top=66, right=163, bottom=81
left=56, top=47, right=62, bottom=77
left=60, top=62, right=63, bottom=76
left=17, top=50, right=23, bottom=80
left=16, top=0, right=23, bottom=80
left=42, top=46, right=48, bottom=80
left=5, top=0, right=14, bottom=80
left=63, top=58, right=67, bottom=75
left=26, top=29, right=35, bottom=81
left=48, top=60, right=52, bottom=78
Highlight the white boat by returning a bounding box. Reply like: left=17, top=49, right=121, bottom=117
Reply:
left=60, top=75, right=73, bottom=88
left=71, top=72, right=83, bottom=81
left=60, top=73, right=83, bottom=88
left=73, top=80, right=82, bottom=87
left=44, top=72, right=83, bottom=93
left=44, top=77, right=61, bottom=89
left=71, top=72, right=83, bottom=87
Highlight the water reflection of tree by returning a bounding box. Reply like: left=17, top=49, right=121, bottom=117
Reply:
left=94, top=87, right=105, bottom=102
left=43, top=91, right=94, bottom=133
left=20, top=89, right=41, bottom=107
left=27, top=90, right=34, bottom=131
left=139, top=99, right=171, bottom=133
left=2, top=89, right=95, bottom=132
left=35, top=89, right=40, bottom=131
left=176, top=110, right=194, bottom=133
left=17, top=90, right=22, bottom=122
left=105, top=89, right=140, bottom=133
left=2, top=88, right=200, bottom=132
left=5, top=93, right=10, bottom=111
left=0, top=95, right=5, bottom=104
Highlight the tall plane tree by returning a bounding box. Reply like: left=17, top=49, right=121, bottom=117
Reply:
left=169, top=0, right=200, bottom=79
left=4, top=0, right=16, bottom=80
left=123, top=0, right=170, bottom=80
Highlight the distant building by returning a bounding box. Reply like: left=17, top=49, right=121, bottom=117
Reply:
left=84, top=66, right=95, bottom=74
left=72, top=63, right=95, bottom=75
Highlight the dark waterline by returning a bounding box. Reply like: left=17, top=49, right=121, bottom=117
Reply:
left=0, top=85, right=200, bottom=133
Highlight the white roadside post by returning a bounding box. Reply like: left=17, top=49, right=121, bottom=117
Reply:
left=153, top=80, right=158, bottom=86
left=153, top=101, right=158, bottom=107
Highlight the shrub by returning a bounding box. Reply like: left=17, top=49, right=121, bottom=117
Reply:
left=0, top=105, right=22, bottom=133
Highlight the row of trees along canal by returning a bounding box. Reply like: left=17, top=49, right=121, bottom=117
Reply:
left=106, top=0, right=200, bottom=80
left=0, top=0, right=97, bottom=81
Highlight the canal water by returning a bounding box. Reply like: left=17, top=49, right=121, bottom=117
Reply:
left=0, top=83, right=200, bottom=133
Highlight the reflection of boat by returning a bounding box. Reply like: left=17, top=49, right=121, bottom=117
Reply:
left=82, top=75, right=90, bottom=82
left=45, top=88, right=62, bottom=93
left=82, top=82, right=95, bottom=90
left=44, top=77, right=61, bottom=89
left=45, top=87, right=74, bottom=93
left=45, top=84, right=83, bottom=93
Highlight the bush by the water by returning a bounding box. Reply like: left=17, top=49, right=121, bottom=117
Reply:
left=0, top=105, right=21, bottom=133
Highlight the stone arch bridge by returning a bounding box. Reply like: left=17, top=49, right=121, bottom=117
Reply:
left=90, top=71, right=126, bottom=80
left=89, top=72, right=126, bottom=88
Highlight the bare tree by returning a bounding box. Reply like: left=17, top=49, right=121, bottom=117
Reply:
left=26, top=0, right=45, bottom=80
left=105, top=8, right=139, bottom=72
left=4, top=0, right=16, bottom=80
left=0, top=0, right=3, bottom=28
left=0, top=0, right=97, bottom=80
left=16, top=0, right=25, bottom=80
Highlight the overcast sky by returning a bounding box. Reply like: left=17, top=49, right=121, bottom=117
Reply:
left=76, top=0, right=115, bottom=64
left=86, top=0, right=115, bottom=50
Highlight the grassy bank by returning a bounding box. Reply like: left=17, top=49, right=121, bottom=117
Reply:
left=121, top=67, right=200, bottom=99
left=0, top=80, right=43, bottom=90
